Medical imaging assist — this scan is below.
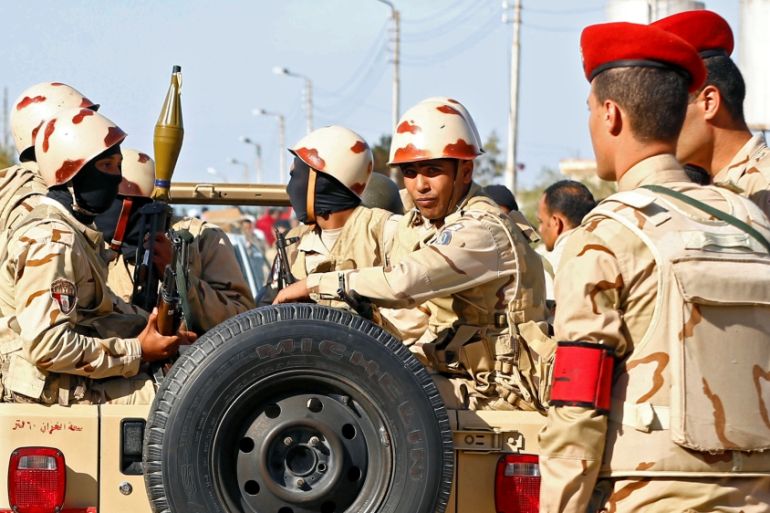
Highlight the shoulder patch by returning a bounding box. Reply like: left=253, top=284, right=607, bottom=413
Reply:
left=50, top=278, right=77, bottom=315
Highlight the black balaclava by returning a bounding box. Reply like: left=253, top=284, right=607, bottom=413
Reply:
left=94, top=195, right=153, bottom=263
left=286, top=156, right=360, bottom=224
left=48, top=145, right=122, bottom=225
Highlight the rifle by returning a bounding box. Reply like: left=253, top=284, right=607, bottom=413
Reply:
left=131, top=65, right=184, bottom=312
left=336, top=273, right=375, bottom=321
left=274, top=227, right=298, bottom=289
left=156, top=230, right=193, bottom=336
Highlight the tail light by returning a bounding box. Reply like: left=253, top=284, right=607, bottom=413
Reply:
left=494, top=453, right=540, bottom=513
left=8, top=447, right=66, bottom=513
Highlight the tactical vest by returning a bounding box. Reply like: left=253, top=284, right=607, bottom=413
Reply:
left=0, top=202, right=144, bottom=405
left=394, top=193, right=550, bottom=410
left=590, top=187, right=770, bottom=477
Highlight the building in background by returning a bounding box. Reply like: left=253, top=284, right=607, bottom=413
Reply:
left=741, top=0, right=770, bottom=130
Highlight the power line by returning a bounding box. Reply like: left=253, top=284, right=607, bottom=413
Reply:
left=524, top=4, right=604, bottom=15
left=401, top=2, right=495, bottom=42
left=401, top=11, right=501, bottom=65
left=399, top=0, right=477, bottom=25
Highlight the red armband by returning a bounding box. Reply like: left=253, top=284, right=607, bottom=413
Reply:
left=549, top=341, right=614, bottom=413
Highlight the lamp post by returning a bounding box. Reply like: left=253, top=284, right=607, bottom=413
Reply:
left=206, top=166, right=229, bottom=183
left=239, top=136, right=262, bottom=182
left=253, top=108, right=287, bottom=183
left=273, top=66, right=313, bottom=134
left=228, top=157, right=250, bottom=182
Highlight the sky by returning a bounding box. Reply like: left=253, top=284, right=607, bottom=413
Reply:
left=3, top=0, right=741, bottom=190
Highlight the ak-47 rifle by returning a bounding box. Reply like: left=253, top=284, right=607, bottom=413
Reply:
left=156, top=230, right=193, bottom=336
left=131, top=65, right=185, bottom=332
left=274, top=227, right=298, bottom=289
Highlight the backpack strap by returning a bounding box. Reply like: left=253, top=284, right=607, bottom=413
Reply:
left=642, top=184, right=770, bottom=253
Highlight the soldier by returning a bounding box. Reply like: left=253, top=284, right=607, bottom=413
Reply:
left=653, top=10, right=770, bottom=218
left=1, top=82, right=97, bottom=235
left=0, top=108, right=194, bottom=405
left=276, top=98, right=549, bottom=412
left=539, top=22, right=770, bottom=512
left=94, top=148, right=255, bottom=334
left=282, top=126, right=395, bottom=282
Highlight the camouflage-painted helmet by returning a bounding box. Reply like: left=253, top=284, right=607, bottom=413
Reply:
left=10, top=82, right=98, bottom=158
left=119, top=148, right=155, bottom=197
left=388, top=97, right=484, bottom=166
left=289, top=125, right=373, bottom=197
left=35, top=107, right=127, bottom=186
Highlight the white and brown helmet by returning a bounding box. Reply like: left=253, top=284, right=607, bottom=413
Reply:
left=10, top=82, right=98, bottom=159
left=119, top=149, right=155, bottom=197
left=289, top=125, right=373, bottom=197
left=34, top=107, right=127, bottom=187
left=388, top=97, right=483, bottom=166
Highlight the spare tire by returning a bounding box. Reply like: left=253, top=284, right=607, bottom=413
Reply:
left=143, top=304, right=454, bottom=513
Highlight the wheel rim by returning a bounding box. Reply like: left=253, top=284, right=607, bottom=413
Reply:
left=211, top=369, right=393, bottom=513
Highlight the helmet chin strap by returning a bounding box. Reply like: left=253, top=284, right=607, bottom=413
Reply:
left=439, top=160, right=470, bottom=220
left=306, top=168, right=318, bottom=224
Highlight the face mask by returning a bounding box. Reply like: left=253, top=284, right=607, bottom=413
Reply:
left=71, top=147, right=122, bottom=215
left=286, top=156, right=361, bottom=224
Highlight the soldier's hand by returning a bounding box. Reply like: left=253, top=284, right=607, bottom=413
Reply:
left=139, top=308, right=182, bottom=362
left=145, top=233, right=173, bottom=275
left=176, top=325, right=198, bottom=346
left=273, top=280, right=310, bottom=304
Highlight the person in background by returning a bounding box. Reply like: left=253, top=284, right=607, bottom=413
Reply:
left=483, top=184, right=518, bottom=214
left=654, top=10, right=770, bottom=218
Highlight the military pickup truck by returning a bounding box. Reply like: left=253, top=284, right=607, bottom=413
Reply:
left=0, top=183, right=546, bottom=513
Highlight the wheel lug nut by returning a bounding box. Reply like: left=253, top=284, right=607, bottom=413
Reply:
left=283, top=436, right=294, bottom=447
left=309, top=436, right=320, bottom=447
left=296, top=478, right=305, bottom=488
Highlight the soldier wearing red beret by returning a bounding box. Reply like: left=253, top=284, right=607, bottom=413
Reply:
left=538, top=21, right=770, bottom=513
left=653, top=10, right=770, bottom=220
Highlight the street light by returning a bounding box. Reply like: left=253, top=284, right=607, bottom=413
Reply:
left=239, top=136, right=262, bottom=183
left=273, top=66, right=313, bottom=134
left=206, top=166, right=229, bottom=183
left=253, top=108, right=287, bottom=183
left=228, top=157, right=250, bottom=182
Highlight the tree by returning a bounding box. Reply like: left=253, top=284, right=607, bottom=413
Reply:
left=474, top=131, right=504, bottom=186
left=0, top=144, right=13, bottom=169
left=371, top=134, right=392, bottom=176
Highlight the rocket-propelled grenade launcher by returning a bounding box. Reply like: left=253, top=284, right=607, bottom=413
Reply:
left=131, top=65, right=186, bottom=319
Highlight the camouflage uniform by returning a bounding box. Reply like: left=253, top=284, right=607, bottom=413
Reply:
left=107, top=215, right=255, bottom=333
left=0, top=199, right=152, bottom=405
left=713, top=134, right=770, bottom=220
left=0, top=163, right=47, bottom=234
left=307, top=183, right=550, bottom=411
left=539, top=155, right=770, bottom=512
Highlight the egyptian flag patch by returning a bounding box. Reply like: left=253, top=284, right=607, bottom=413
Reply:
left=50, top=278, right=77, bottom=315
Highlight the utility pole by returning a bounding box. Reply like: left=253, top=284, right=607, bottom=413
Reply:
left=240, top=136, right=263, bottom=182
left=503, top=0, right=522, bottom=194
left=377, top=0, right=401, bottom=181
left=253, top=109, right=287, bottom=183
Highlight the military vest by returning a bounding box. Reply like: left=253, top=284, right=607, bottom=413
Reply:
left=393, top=192, right=550, bottom=411
left=589, top=187, right=770, bottom=477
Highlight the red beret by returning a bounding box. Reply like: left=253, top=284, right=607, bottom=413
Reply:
left=581, top=22, right=706, bottom=92
left=652, top=10, right=734, bottom=58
